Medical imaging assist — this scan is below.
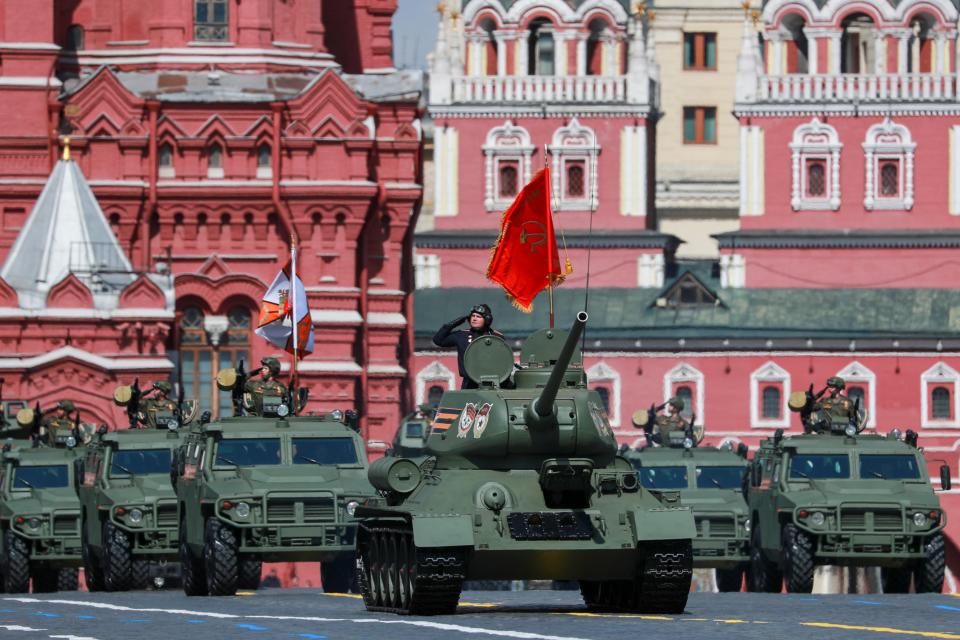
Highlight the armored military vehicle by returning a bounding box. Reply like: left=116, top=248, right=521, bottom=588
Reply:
left=388, top=405, right=435, bottom=457
left=356, top=313, right=695, bottom=615
left=624, top=427, right=751, bottom=592
left=77, top=425, right=183, bottom=591
left=746, top=421, right=952, bottom=593
left=172, top=408, right=377, bottom=596
left=0, top=441, right=82, bottom=592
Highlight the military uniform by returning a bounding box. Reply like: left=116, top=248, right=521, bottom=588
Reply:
left=137, top=381, right=179, bottom=429
left=807, top=377, right=858, bottom=431
left=244, top=357, right=288, bottom=416
left=39, top=414, right=75, bottom=447
left=433, top=304, right=501, bottom=389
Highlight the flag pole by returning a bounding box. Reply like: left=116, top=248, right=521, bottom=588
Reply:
left=544, top=143, right=555, bottom=329
left=290, top=234, right=299, bottom=413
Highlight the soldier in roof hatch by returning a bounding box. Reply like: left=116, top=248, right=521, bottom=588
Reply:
left=433, top=304, right=502, bottom=389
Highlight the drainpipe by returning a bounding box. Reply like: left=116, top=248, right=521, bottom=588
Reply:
left=145, top=101, right=160, bottom=272
left=270, top=102, right=296, bottom=243
left=358, top=190, right=380, bottom=447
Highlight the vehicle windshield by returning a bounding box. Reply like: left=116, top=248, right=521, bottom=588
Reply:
left=637, top=465, right=688, bottom=489
left=405, top=422, right=425, bottom=439
left=859, top=454, right=921, bottom=480
left=215, top=438, right=281, bottom=466
left=789, top=453, right=850, bottom=479
left=111, top=449, right=172, bottom=476
left=292, top=437, right=358, bottom=465
left=13, top=465, right=69, bottom=489
left=696, top=465, right=746, bottom=489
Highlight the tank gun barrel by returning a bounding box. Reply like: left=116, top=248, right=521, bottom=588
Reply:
left=532, top=311, right=588, bottom=418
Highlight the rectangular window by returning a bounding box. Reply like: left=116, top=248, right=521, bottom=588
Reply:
left=195, top=0, right=228, bottom=42
left=879, top=159, right=900, bottom=198
left=565, top=160, right=585, bottom=198
left=683, top=107, right=717, bottom=144
left=805, top=159, right=826, bottom=197
left=498, top=160, right=519, bottom=198
left=683, top=33, right=717, bottom=70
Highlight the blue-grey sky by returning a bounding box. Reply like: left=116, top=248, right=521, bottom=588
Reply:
left=393, top=0, right=440, bottom=70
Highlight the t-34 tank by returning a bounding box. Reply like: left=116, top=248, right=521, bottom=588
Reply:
left=356, top=312, right=695, bottom=615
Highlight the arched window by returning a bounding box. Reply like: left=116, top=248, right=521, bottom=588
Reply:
left=180, top=305, right=253, bottom=419
left=207, top=144, right=224, bottom=178
left=427, top=385, right=444, bottom=406
left=499, top=163, right=518, bottom=198
left=180, top=307, right=211, bottom=416
left=159, top=144, right=173, bottom=168
left=781, top=14, right=808, bottom=74
left=762, top=386, right=781, bottom=419
left=806, top=161, right=825, bottom=196
left=550, top=118, right=600, bottom=210
left=479, top=18, right=498, bottom=76
left=586, top=19, right=611, bottom=75
left=880, top=161, right=899, bottom=197
left=66, top=25, right=84, bottom=51
left=195, top=0, right=229, bottom=42
left=932, top=386, right=951, bottom=419
left=483, top=121, right=534, bottom=211
left=257, top=144, right=271, bottom=168
left=791, top=118, right=841, bottom=211
left=848, top=385, right=865, bottom=408
left=841, top=13, right=877, bottom=74
left=528, top=19, right=555, bottom=75
left=676, top=386, right=693, bottom=420
left=216, top=307, right=252, bottom=417
left=863, top=118, right=914, bottom=210
left=595, top=387, right=611, bottom=414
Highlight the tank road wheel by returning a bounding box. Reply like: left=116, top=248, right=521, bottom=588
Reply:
left=358, top=524, right=465, bottom=615
left=81, top=525, right=104, bottom=592
left=747, top=526, right=782, bottom=593
left=180, top=517, right=208, bottom=596
left=782, top=524, right=814, bottom=594
left=633, top=539, right=693, bottom=614
left=31, top=569, right=58, bottom=593
left=102, top=521, right=133, bottom=592
left=238, top=556, right=262, bottom=590
left=1, top=530, right=30, bottom=593
left=132, top=559, right=151, bottom=590
left=715, top=566, right=745, bottom=592
left=914, top=533, right=946, bottom=594
left=203, top=518, right=238, bottom=596
left=881, top=567, right=913, bottom=594
left=57, top=568, right=79, bottom=592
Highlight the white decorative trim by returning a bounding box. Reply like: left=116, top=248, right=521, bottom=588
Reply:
left=762, top=0, right=957, bottom=25
left=482, top=121, right=534, bottom=212
left=719, top=254, right=746, bottom=288
left=433, top=126, right=459, bottom=217
left=416, top=360, right=457, bottom=405
left=637, top=253, right=664, bottom=288
left=836, top=361, right=877, bottom=428
left=414, top=252, right=441, bottom=289
left=549, top=118, right=600, bottom=211
left=862, top=117, right=915, bottom=211
left=921, top=362, right=960, bottom=428
left=750, top=361, right=791, bottom=428
left=620, top=125, right=647, bottom=216
left=740, top=126, right=765, bottom=216
left=790, top=118, right=842, bottom=211
left=587, top=361, right=621, bottom=426
left=663, top=363, right=705, bottom=428
left=367, top=312, right=407, bottom=327
left=0, top=346, right=172, bottom=371
left=951, top=126, right=960, bottom=215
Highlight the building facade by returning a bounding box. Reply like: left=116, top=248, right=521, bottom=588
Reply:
left=0, top=0, right=422, bottom=451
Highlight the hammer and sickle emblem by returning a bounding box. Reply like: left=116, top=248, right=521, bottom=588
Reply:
left=519, top=221, right=547, bottom=253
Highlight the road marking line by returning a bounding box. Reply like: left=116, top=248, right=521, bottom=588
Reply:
left=50, top=636, right=101, bottom=640
left=319, top=593, right=499, bottom=607
left=0, top=625, right=45, bottom=632
left=236, top=592, right=257, bottom=597
left=802, top=622, right=960, bottom=639
left=3, top=598, right=591, bottom=640
left=712, top=619, right=747, bottom=624
left=934, top=606, right=960, bottom=612
left=559, top=612, right=673, bottom=621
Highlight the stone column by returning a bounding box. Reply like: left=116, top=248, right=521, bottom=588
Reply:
left=600, top=28, right=616, bottom=75
left=493, top=30, right=508, bottom=76
left=829, top=32, right=842, bottom=74
left=517, top=34, right=529, bottom=75
left=806, top=31, right=819, bottom=74
left=576, top=33, right=588, bottom=76
left=766, top=32, right=782, bottom=75
left=936, top=32, right=947, bottom=74
left=554, top=31, right=571, bottom=76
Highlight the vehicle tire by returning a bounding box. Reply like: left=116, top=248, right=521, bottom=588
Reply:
left=57, top=568, right=79, bottom=592
left=132, top=559, right=151, bottom=590
left=881, top=567, right=912, bottom=594
left=715, top=566, right=744, bottom=592
left=180, top=516, right=207, bottom=596
left=914, top=533, right=945, bottom=594
left=321, top=553, right=357, bottom=593
left=203, top=518, right=238, bottom=596
left=81, top=520, right=104, bottom=592
left=31, top=569, right=58, bottom=593
left=747, top=524, right=782, bottom=593
left=238, top=556, right=262, bottom=590
left=782, top=524, right=814, bottom=594
left=102, top=521, right=132, bottom=592
left=1, top=530, right=31, bottom=593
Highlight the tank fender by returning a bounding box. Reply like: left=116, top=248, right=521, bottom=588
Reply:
left=412, top=514, right=475, bottom=548
left=630, top=506, right=696, bottom=541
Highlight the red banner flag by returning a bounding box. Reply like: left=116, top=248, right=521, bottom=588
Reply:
left=486, top=167, right=565, bottom=312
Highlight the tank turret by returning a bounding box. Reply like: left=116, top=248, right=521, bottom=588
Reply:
left=525, top=311, right=587, bottom=428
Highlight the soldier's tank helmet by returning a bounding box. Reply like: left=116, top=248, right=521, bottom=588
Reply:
left=668, top=396, right=685, bottom=411
left=470, top=304, right=493, bottom=327
left=57, top=400, right=75, bottom=412
left=153, top=380, right=172, bottom=394
left=826, top=376, right=846, bottom=390
left=261, top=357, right=281, bottom=376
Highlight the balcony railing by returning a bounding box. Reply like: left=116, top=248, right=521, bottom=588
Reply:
left=451, top=75, right=627, bottom=103
left=758, top=73, right=956, bottom=103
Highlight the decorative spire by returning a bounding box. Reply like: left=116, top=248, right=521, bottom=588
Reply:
left=61, top=136, right=71, bottom=161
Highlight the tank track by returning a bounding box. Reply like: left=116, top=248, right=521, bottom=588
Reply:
left=580, top=539, right=692, bottom=614
left=358, top=523, right=467, bottom=615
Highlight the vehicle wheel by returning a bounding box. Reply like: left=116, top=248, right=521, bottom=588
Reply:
left=782, top=524, right=814, bottom=594
left=1, top=530, right=31, bottom=593
left=132, top=559, right=151, bottom=590
left=203, top=518, right=238, bottom=596
left=180, top=517, right=207, bottom=596
left=102, top=521, right=132, bottom=592
left=715, top=566, right=744, bottom=592
left=633, top=539, right=693, bottom=613
left=31, top=569, right=58, bottom=593
left=57, top=568, right=79, bottom=592
left=321, top=553, right=357, bottom=594
left=238, top=556, right=262, bottom=590
left=881, top=567, right=912, bottom=594
left=81, top=522, right=104, bottom=592
left=747, top=525, right=782, bottom=593
left=914, top=533, right=945, bottom=594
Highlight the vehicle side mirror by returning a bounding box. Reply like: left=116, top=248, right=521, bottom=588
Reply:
left=751, top=463, right=762, bottom=488
left=737, top=443, right=749, bottom=459
left=940, top=464, right=952, bottom=491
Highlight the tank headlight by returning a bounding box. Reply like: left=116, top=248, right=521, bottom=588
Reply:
left=66, top=436, right=77, bottom=448
left=277, top=404, right=290, bottom=417
left=234, top=501, right=251, bottom=518
left=167, top=419, right=179, bottom=431
left=743, top=519, right=751, bottom=533
left=683, top=437, right=694, bottom=450
left=810, top=511, right=826, bottom=527
left=128, top=508, right=144, bottom=524
left=345, top=500, right=360, bottom=517
left=27, top=517, right=41, bottom=530
left=331, top=409, right=343, bottom=421
left=845, top=425, right=857, bottom=437
left=889, top=428, right=902, bottom=441
left=913, top=512, right=928, bottom=528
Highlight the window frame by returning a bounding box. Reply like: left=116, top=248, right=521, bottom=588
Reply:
left=549, top=118, right=600, bottom=211
left=683, top=32, right=717, bottom=71
left=194, top=0, right=229, bottom=42
left=921, top=362, right=960, bottom=428
left=790, top=118, right=842, bottom=211
left=682, top=106, right=717, bottom=145
left=483, top=121, right=534, bottom=212
left=751, top=362, right=790, bottom=428
left=863, top=118, right=915, bottom=211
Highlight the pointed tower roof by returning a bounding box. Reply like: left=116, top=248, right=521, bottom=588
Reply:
left=0, top=145, right=135, bottom=309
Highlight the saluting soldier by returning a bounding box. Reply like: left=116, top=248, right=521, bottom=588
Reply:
left=433, top=304, right=502, bottom=390
left=651, top=397, right=691, bottom=442
left=814, top=376, right=857, bottom=423
left=244, top=357, right=288, bottom=416
left=138, top=381, right=178, bottom=429
left=38, top=400, right=76, bottom=446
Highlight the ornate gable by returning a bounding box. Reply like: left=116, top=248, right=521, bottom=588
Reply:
left=287, top=71, right=367, bottom=137
left=118, top=275, right=167, bottom=309
left=46, top=274, right=95, bottom=309
left=65, top=68, right=144, bottom=135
